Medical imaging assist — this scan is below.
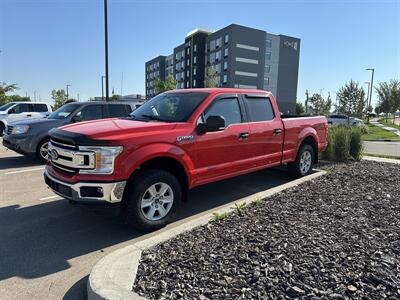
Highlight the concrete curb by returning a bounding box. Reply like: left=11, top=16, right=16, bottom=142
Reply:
left=87, top=170, right=327, bottom=300
left=363, top=155, right=400, bottom=164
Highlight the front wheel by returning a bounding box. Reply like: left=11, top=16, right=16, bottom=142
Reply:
left=121, top=169, right=181, bottom=231
left=288, top=144, right=315, bottom=178
left=36, top=138, right=50, bottom=163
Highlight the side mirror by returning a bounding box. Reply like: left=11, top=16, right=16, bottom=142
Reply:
left=72, top=115, right=82, bottom=123
left=8, top=109, right=15, bottom=114
left=197, top=115, right=225, bottom=134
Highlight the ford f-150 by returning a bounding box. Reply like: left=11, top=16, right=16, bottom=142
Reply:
left=44, top=88, right=328, bottom=230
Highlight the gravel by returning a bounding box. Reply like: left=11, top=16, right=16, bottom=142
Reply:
left=133, top=161, right=400, bottom=299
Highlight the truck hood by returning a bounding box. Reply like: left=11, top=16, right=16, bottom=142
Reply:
left=9, top=117, right=60, bottom=127
left=59, top=118, right=178, bottom=140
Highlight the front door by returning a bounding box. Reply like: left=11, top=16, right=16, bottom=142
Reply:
left=193, top=95, right=251, bottom=185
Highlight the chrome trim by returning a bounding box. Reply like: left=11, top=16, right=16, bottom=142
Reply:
left=49, top=139, right=76, bottom=149
left=44, top=169, right=127, bottom=203
left=47, top=142, right=95, bottom=170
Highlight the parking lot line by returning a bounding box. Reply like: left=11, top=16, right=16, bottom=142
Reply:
left=39, top=195, right=61, bottom=201
left=4, top=167, right=45, bottom=175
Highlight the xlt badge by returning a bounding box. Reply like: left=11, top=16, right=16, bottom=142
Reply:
left=177, top=135, right=194, bottom=142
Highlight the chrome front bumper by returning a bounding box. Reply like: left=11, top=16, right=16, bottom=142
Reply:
left=44, top=169, right=127, bottom=203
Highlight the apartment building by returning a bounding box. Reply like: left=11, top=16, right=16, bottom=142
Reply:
left=145, top=24, right=300, bottom=113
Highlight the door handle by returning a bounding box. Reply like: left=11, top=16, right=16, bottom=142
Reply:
left=26, top=114, right=32, bottom=117
left=238, top=132, right=249, bottom=139
left=273, top=128, right=282, bottom=135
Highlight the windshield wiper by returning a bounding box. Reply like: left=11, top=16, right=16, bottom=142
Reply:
left=140, top=114, right=166, bottom=122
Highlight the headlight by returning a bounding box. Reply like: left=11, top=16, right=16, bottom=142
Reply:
left=11, top=125, right=30, bottom=134
left=78, top=146, right=123, bottom=174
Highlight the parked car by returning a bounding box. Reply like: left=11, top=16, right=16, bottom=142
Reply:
left=0, top=102, right=52, bottom=136
left=44, top=88, right=328, bottom=230
left=327, top=114, right=363, bottom=126
left=2, top=101, right=135, bottom=162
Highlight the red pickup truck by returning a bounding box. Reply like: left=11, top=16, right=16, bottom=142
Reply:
left=44, top=88, right=328, bottom=230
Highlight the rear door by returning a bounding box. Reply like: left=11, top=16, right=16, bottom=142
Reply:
left=32, top=103, right=51, bottom=118
left=243, top=94, right=284, bottom=167
left=75, top=105, right=105, bottom=122
left=194, top=94, right=251, bottom=184
left=107, top=104, right=133, bottom=118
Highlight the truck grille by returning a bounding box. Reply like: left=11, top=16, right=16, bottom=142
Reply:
left=6, top=125, right=13, bottom=135
left=48, top=139, right=95, bottom=174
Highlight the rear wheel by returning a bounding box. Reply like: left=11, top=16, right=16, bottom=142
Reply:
left=121, top=169, right=181, bottom=231
left=288, top=144, right=314, bottom=178
left=36, top=138, right=50, bottom=163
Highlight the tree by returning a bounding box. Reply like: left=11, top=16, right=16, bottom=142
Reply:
left=204, top=66, right=218, bottom=88
left=375, top=80, right=400, bottom=122
left=307, top=93, right=332, bottom=115
left=8, top=95, right=31, bottom=102
left=336, top=80, right=366, bottom=118
left=154, top=75, right=178, bottom=95
left=0, top=82, right=19, bottom=105
left=51, top=89, right=68, bottom=111
left=295, top=102, right=305, bottom=115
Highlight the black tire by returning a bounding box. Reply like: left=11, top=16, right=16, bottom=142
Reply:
left=121, top=169, right=182, bottom=231
left=36, top=138, right=50, bottom=163
left=0, top=122, right=5, bottom=137
left=288, top=144, right=315, bottom=178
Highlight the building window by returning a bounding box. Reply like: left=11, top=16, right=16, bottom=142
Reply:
left=187, top=59, right=190, bottom=66
left=210, top=52, right=216, bottom=64
left=187, top=70, right=190, bottom=77
left=216, top=37, right=222, bottom=48
left=194, top=44, right=197, bottom=52
left=223, top=61, right=228, bottom=71
left=223, top=74, right=227, bottom=84
left=182, top=61, right=185, bottom=69
left=193, top=79, right=196, bottom=87
left=235, top=57, right=259, bottom=64
left=187, top=81, right=190, bottom=88
left=215, top=63, right=221, bottom=73
left=187, top=48, right=190, bottom=55
left=266, top=39, right=272, bottom=48
left=235, top=70, right=258, bottom=78
left=224, top=34, right=229, bottom=44
left=265, top=64, right=270, bottom=73
left=180, top=82, right=184, bottom=88
left=216, top=50, right=221, bottom=61
left=264, top=77, right=270, bottom=86
left=224, top=48, right=228, bottom=57
left=181, top=50, right=185, bottom=57
left=175, top=53, right=179, bottom=60
left=236, top=43, right=260, bottom=51
left=210, top=40, right=216, bottom=51
left=193, top=67, right=197, bottom=75
left=266, top=51, right=271, bottom=60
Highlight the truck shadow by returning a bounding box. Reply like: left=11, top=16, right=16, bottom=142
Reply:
left=0, top=168, right=292, bottom=293
left=0, top=154, right=42, bottom=170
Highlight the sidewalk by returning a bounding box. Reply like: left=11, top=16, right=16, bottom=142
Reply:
left=370, top=120, right=400, bottom=137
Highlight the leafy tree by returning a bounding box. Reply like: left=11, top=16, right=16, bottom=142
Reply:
left=51, top=89, right=68, bottom=111
left=154, top=75, right=178, bottom=95
left=8, top=95, right=31, bottom=102
left=204, top=66, right=218, bottom=88
left=0, top=82, right=19, bottom=105
left=336, top=80, right=366, bottom=118
left=375, top=80, right=400, bottom=122
left=295, top=102, right=305, bottom=115
left=307, top=93, right=332, bottom=115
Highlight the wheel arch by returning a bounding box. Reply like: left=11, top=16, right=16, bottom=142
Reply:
left=299, top=135, right=318, bottom=163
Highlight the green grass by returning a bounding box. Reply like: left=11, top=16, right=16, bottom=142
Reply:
left=362, top=124, right=400, bottom=141
left=378, top=118, right=400, bottom=130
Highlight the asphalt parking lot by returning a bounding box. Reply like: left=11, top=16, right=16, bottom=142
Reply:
left=0, top=138, right=293, bottom=300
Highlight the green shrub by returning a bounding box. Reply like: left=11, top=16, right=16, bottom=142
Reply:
left=350, top=127, right=364, bottom=160
left=321, top=125, right=336, bottom=160
left=334, top=126, right=350, bottom=161
left=359, top=124, right=369, bottom=134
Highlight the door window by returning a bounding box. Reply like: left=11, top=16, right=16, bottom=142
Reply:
left=245, top=97, right=274, bottom=122
left=76, top=105, right=104, bottom=121
left=203, top=97, right=242, bottom=126
left=33, top=104, right=49, bottom=112
left=108, top=104, right=132, bottom=117
left=12, top=104, right=32, bottom=113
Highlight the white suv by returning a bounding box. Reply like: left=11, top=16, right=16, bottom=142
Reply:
left=0, top=102, right=52, bottom=135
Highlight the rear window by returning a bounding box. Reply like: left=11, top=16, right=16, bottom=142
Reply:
left=33, top=104, right=49, bottom=112
left=108, top=104, right=132, bottom=117
left=244, top=96, right=275, bottom=122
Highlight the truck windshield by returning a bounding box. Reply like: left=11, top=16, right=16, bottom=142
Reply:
left=48, top=103, right=80, bottom=119
left=0, top=103, right=15, bottom=111
left=131, top=92, right=209, bottom=122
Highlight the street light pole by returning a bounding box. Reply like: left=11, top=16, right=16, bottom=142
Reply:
left=104, top=0, right=109, bottom=101
left=101, top=75, right=105, bottom=100
left=364, top=81, right=370, bottom=113
left=66, top=84, right=71, bottom=100
left=366, top=68, right=374, bottom=123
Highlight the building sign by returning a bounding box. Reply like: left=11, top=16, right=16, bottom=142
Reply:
left=283, top=40, right=298, bottom=51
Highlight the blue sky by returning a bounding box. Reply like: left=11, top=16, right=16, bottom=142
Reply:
left=1, top=0, right=399, bottom=107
